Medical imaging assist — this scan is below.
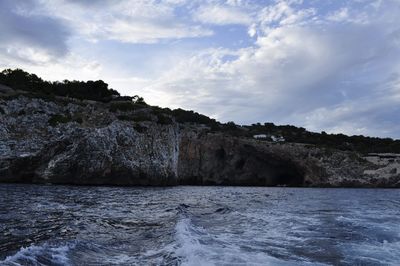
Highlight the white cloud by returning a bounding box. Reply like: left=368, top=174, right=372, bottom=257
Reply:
left=0, top=0, right=70, bottom=65
left=0, top=45, right=54, bottom=65
left=2, top=0, right=400, bottom=138
left=193, top=4, right=252, bottom=25
left=327, top=8, right=349, bottom=22
left=257, top=0, right=315, bottom=28
left=136, top=0, right=400, bottom=137
left=105, top=20, right=212, bottom=44
left=4, top=53, right=103, bottom=82
left=36, top=0, right=213, bottom=44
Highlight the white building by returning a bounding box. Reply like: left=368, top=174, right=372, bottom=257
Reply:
left=253, top=134, right=285, bottom=142
left=253, top=134, right=267, bottom=139
left=271, top=135, right=285, bottom=142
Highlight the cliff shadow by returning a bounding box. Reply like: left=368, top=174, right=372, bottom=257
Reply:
left=178, top=141, right=306, bottom=187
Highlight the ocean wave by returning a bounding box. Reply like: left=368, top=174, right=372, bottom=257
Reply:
left=173, top=217, right=303, bottom=266
left=340, top=237, right=400, bottom=265
left=1, top=242, right=76, bottom=266
left=1, top=185, right=398, bottom=265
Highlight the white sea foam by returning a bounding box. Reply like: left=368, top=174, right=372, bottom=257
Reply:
left=341, top=239, right=400, bottom=265
left=1, top=242, right=75, bottom=266
left=174, top=218, right=214, bottom=266
left=102, top=254, right=139, bottom=265
left=173, top=217, right=305, bottom=266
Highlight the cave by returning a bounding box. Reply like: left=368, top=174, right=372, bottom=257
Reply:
left=269, top=163, right=305, bottom=187
left=234, top=149, right=306, bottom=187
left=178, top=141, right=307, bottom=187
left=250, top=156, right=306, bottom=187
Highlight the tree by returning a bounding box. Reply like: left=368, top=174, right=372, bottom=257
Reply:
left=0, top=68, right=121, bottom=102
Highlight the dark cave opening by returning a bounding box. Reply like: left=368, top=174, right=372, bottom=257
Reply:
left=178, top=144, right=307, bottom=187
left=232, top=145, right=306, bottom=187
left=266, top=160, right=305, bottom=187
left=273, top=171, right=304, bottom=186
left=239, top=153, right=306, bottom=187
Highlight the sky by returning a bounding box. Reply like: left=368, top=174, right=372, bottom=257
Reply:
left=1, top=0, right=400, bottom=138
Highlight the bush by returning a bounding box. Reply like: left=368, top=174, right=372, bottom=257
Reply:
left=48, top=114, right=72, bottom=126
left=0, top=69, right=120, bottom=102
left=133, top=124, right=147, bottom=133
left=74, top=117, right=83, bottom=124
left=117, top=113, right=152, bottom=122
left=132, top=114, right=152, bottom=122
left=157, top=114, right=173, bottom=125
left=110, top=102, right=137, bottom=112
left=171, top=108, right=217, bottom=125
left=116, top=115, right=134, bottom=121
left=223, top=121, right=238, bottom=130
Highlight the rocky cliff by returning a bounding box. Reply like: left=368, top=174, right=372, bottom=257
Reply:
left=0, top=95, right=399, bottom=187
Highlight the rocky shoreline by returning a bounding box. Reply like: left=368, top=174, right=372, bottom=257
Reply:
left=1, top=95, right=399, bottom=188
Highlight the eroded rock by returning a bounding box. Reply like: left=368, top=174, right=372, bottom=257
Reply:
left=0, top=96, right=399, bottom=187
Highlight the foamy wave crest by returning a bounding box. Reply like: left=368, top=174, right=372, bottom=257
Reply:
left=342, top=239, right=400, bottom=265
left=174, top=217, right=296, bottom=266
left=175, top=218, right=214, bottom=265
left=1, top=242, right=75, bottom=266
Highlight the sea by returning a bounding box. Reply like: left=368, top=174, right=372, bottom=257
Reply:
left=0, top=184, right=399, bottom=265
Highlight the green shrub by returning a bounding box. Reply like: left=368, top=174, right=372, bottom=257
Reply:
left=74, top=117, right=83, bottom=124
left=109, top=101, right=148, bottom=112
left=117, top=114, right=135, bottom=121
left=0, top=68, right=120, bottom=102
left=133, top=124, right=147, bottom=133
left=48, top=114, right=72, bottom=126
left=117, top=113, right=152, bottom=122
left=132, top=114, right=152, bottom=122
left=172, top=108, right=217, bottom=125
left=18, top=110, right=26, bottom=116
left=25, top=92, right=56, bottom=102
left=157, top=114, right=173, bottom=125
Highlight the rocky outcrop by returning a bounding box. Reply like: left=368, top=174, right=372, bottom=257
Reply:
left=0, top=96, right=179, bottom=185
left=0, top=95, right=399, bottom=187
left=177, top=131, right=399, bottom=187
left=178, top=131, right=307, bottom=186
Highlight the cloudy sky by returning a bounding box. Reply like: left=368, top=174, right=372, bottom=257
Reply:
left=1, top=0, right=400, bottom=138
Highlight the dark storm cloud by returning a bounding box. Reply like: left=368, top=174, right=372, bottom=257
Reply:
left=0, top=0, right=70, bottom=62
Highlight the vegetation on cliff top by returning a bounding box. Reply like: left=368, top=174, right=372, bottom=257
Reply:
left=1, top=68, right=400, bottom=154
left=0, top=68, right=120, bottom=102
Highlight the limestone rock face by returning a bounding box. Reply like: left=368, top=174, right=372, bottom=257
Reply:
left=0, top=96, right=179, bottom=185
left=177, top=131, right=400, bottom=187
left=0, top=96, right=399, bottom=187
left=177, top=132, right=306, bottom=186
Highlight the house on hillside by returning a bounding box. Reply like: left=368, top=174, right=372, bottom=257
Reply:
left=253, top=134, right=267, bottom=139
left=271, top=135, right=285, bottom=142
left=253, top=134, right=285, bottom=142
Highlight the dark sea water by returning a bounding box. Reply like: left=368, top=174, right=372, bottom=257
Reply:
left=0, top=184, right=399, bottom=266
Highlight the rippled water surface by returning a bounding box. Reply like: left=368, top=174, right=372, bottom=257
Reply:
left=0, top=184, right=399, bottom=265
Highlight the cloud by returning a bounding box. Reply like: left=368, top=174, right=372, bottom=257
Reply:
left=193, top=4, right=253, bottom=25
left=0, top=52, right=104, bottom=84
left=103, top=20, right=212, bottom=44
left=2, top=0, right=400, bottom=138
left=326, top=8, right=350, bottom=22
left=0, top=0, right=70, bottom=65
left=38, top=0, right=213, bottom=44
left=257, top=0, right=316, bottom=28
left=138, top=0, right=400, bottom=138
